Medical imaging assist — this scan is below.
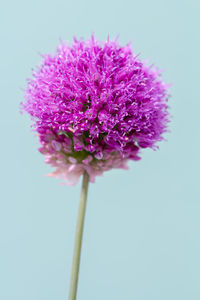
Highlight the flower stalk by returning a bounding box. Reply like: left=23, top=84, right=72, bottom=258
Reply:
left=69, top=171, right=89, bottom=300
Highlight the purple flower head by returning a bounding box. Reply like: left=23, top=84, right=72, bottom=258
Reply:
left=22, top=36, right=169, bottom=185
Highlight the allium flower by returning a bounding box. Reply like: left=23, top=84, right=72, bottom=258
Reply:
left=22, top=36, right=169, bottom=185
left=21, top=36, right=170, bottom=300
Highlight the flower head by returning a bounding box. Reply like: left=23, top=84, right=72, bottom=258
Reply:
left=22, top=36, right=169, bottom=185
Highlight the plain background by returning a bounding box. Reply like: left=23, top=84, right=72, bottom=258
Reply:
left=0, top=0, right=199, bottom=299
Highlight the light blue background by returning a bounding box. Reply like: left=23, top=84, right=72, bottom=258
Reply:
left=0, top=0, right=199, bottom=299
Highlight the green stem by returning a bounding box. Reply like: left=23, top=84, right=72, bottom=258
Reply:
left=68, top=171, right=89, bottom=300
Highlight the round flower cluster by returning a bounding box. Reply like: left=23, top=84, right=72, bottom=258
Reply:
left=22, top=36, right=169, bottom=185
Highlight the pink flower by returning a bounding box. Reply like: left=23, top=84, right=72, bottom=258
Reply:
left=21, top=36, right=169, bottom=185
